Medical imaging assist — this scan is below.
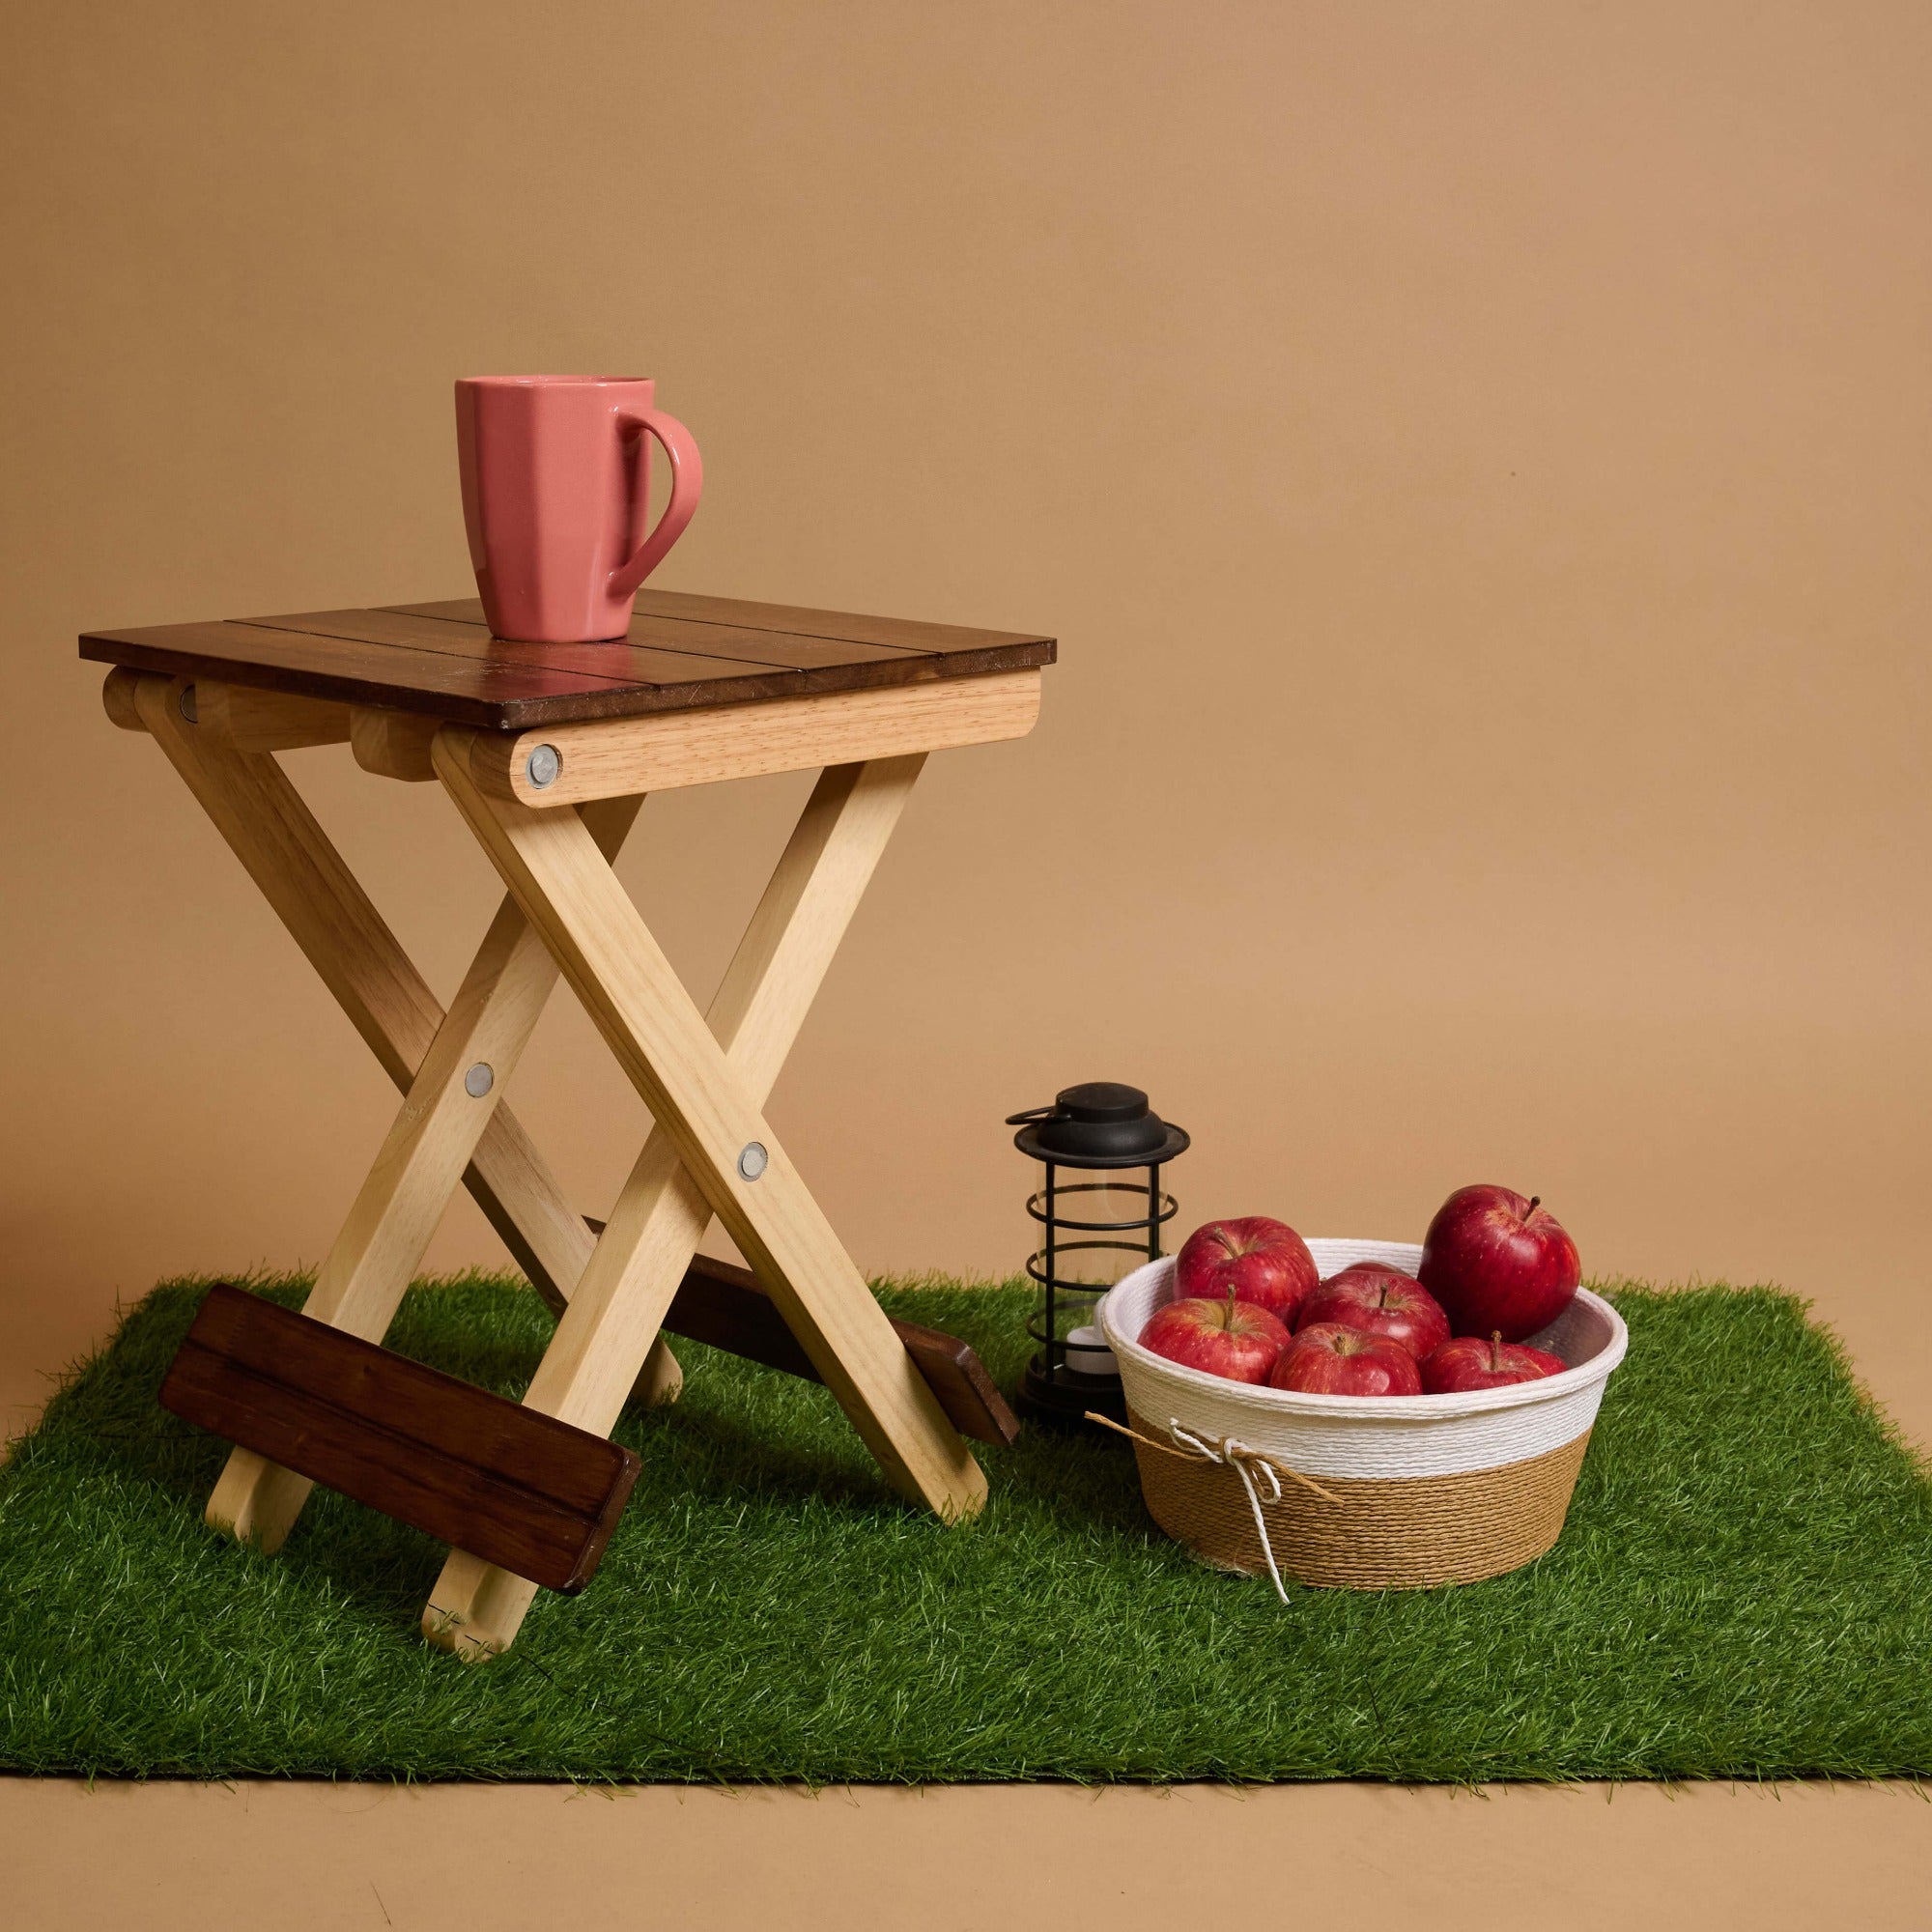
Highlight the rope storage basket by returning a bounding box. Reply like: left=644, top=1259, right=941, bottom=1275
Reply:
left=1096, top=1239, right=1628, bottom=1591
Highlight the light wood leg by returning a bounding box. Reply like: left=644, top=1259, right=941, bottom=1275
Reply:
left=195, top=681, right=352, bottom=753
left=205, top=795, right=643, bottom=1549
left=435, top=732, right=986, bottom=1536
left=126, top=672, right=598, bottom=1312
left=424, top=757, right=935, bottom=1657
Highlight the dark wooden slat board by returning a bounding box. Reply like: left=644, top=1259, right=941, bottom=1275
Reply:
left=395, top=592, right=1047, bottom=662
left=388, top=595, right=1058, bottom=696
left=635, top=588, right=1044, bottom=659
left=887, top=1314, right=1025, bottom=1450
left=79, top=621, right=618, bottom=729
left=255, top=605, right=927, bottom=682
left=158, top=1284, right=640, bottom=1593
left=660, top=1254, right=1021, bottom=1448
left=83, top=593, right=1055, bottom=731
left=244, top=607, right=800, bottom=693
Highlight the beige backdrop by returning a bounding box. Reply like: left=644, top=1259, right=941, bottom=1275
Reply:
left=5, top=3, right=1931, bottom=1919
left=7, top=2, right=1927, bottom=1441
left=7, top=0, right=1924, bottom=1445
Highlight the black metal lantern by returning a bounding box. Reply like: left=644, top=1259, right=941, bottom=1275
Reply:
left=1007, top=1082, right=1189, bottom=1426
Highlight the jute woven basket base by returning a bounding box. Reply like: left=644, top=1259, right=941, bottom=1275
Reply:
left=1126, top=1406, right=1593, bottom=1590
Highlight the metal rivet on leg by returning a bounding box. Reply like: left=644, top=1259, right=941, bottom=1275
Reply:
left=737, top=1141, right=769, bottom=1180
left=178, top=683, right=198, bottom=724
left=525, top=744, right=562, bottom=789
left=464, top=1063, right=495, bottom=1098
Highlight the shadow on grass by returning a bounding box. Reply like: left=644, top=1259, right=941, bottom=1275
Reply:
left=16, top=1273, right=1157, bottom=1637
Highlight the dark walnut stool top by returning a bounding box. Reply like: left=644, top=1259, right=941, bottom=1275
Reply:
left=80, top=591, right=1057, bottom=731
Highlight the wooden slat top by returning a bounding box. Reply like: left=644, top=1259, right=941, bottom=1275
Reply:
left=81, top=591, right=1056, bottom=730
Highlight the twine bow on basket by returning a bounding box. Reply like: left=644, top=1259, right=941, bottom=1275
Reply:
left=1087, top=1412, right=1340, bottom=1605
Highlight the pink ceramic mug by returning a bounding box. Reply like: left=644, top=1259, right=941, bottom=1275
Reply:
left=455, top=374, right=703, bottom=643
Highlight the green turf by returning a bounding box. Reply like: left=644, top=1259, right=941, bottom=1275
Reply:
left=3, top=1271, right=1929, bottom=1783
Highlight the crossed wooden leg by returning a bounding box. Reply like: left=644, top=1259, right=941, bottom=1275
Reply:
left=423, top=753, right=975, bottom=1657
left=117, top=673, right=682, bottom=1548
left=121, top=672, right=605, bottom=1307
left=114, top=668, right=986, bottom=1660
left=423, top=735, right=988, bottom=1655
left=202, top=789, right=648, bottom=1548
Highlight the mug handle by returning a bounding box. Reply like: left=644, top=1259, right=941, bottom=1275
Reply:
left=607, top=407, right=704, bottom=598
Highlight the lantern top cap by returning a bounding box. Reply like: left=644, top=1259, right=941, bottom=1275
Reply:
left=1054, top=1080, right=1147, bottom=1122
left=1008, top=1082, right=1190, bottom=1168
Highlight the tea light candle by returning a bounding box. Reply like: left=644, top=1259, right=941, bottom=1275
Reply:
left=1064, top=1325, right=1119, bottom=1378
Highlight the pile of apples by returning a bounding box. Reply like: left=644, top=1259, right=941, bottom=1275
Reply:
left=1138, top=1185, right=1581, bottom=1396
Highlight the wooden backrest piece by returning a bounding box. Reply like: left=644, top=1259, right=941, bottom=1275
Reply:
left=658, top=1253, right=1022, bottom=1447
left=159, top=1285, right=639, bottom=1594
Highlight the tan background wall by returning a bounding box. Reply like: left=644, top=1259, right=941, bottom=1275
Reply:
left=4, top=1, right=1928, bottom=1450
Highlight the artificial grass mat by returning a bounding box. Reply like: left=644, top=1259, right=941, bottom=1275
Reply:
left=4, top=1272, right=1930, bottom=1784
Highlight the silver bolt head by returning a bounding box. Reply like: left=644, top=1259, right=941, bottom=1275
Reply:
left=464, top=1062, right=495, bottom=1098
left=526, top=743, right=562, bottom=789
left=737, top=1141, right=769, bottom=1180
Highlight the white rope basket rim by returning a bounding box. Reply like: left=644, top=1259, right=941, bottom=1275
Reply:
left=1098, top=1241, right=1628, bottom=1424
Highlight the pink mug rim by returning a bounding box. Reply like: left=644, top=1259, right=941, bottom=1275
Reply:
left=457, top=373, right=652, bottom=388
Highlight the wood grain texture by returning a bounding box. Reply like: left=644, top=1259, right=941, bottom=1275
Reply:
left=246, top=607, right=801, bottom=692
left=196, top=681, right=351, bottom=753
left=392, top=591, right=1046, bottom=661
left=350, top=706, right=442, bottom=781
left=87, top=620, right=618, bottom=727
left=162, top=1286, right=639, bottom=1595
left=458, top=669, right=1042, bottom=806
left=122, top=673, right=598, bottom=1314
left=431, top=734, right=986, bottom=1522
left=100, top=667, right=148, bottom=729
left=270, top=604, right=923, bottom=680
left=424, top=756, right=931, bottom=1659
left=205, top=795, right=643, bottom=1554
left=82, top=594, right=1055, bottom=729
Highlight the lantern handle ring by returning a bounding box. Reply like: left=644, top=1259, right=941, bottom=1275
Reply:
left=1004, top=1105, right=1057, bottom=1126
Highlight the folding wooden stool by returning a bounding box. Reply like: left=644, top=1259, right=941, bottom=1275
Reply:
left=85, top=590, right=1051, bottom=1659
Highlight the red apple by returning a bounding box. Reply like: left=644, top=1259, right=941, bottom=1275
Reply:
left=1420, top=1330, right=1569, bottom=1393
left=1139, top=1294, right=1290, bottom=1384
left=1267, top=1321, right=1423, bottom=1397
left=1174, top=1217, right=1319, bottom=1324
left=1416, top=1184, right=1580, bottom=1343
left=1297, top=1264, right=1450, bottom=1359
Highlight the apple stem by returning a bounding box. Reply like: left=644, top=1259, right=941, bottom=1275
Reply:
left=1489, top=1331, right=1503, bottom=1371
left=1226, top=1280, right=1237, bottom=1331
left=1526, top=1195, right=1541, bottom=1217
